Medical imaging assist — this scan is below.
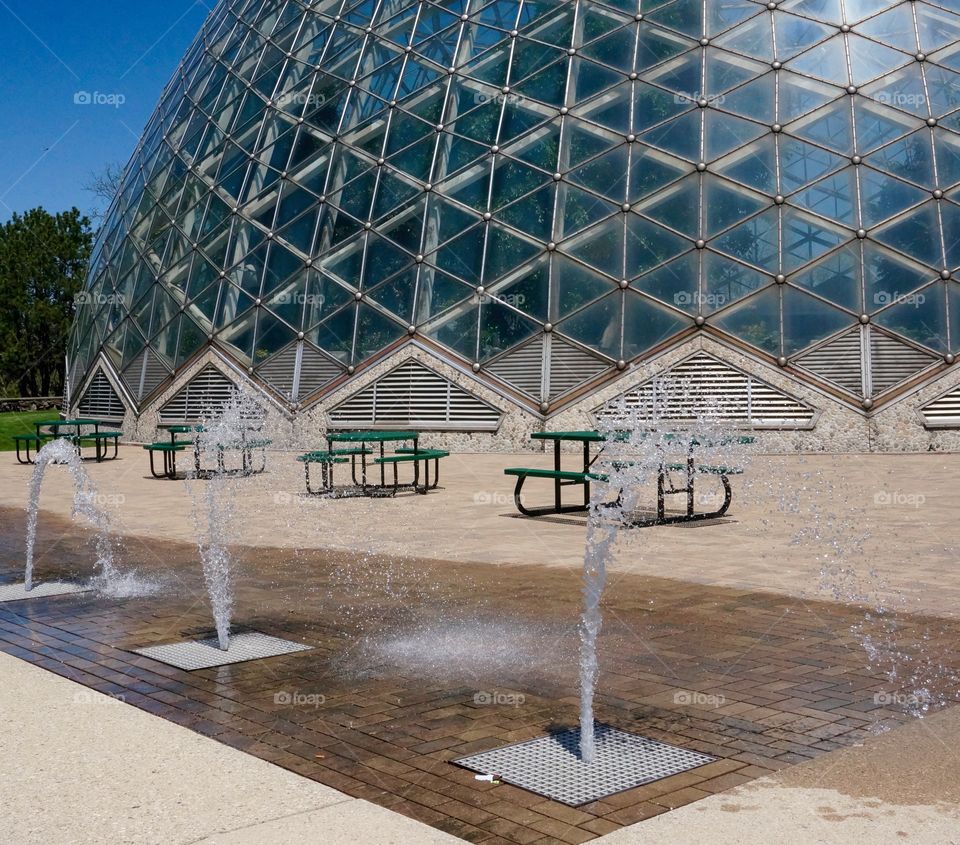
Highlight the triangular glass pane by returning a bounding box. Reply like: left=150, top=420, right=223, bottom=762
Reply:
left=484, top=224, right=541, bottom=282
left=787, top=35, right=849, bottom=85
left=703, top=251, right=770, bottom=311
left=478, top=300, right=540, bottom=360
left=863, top=242, right=933, bottom=312
left=713, top=208, right=779, bottom=271
left=713, top=285, right=781, bottom=353
left=626, top=214, right=690, bottom=276
left=782, top=287, right=855, bottom=354
left=865, top=130, right=934, bottom=186
left=622, top=292, right=690, bottom=358
left=704, top=175, right=768, bottom=235
left=354, top=304, right=405, bottom=362
left=855, top=4, right=917, bottom=52
left=791, top=168, right=857, bottom=224
left=853, top=98, right=921, bottom=153
left=637, top=176, right=701, bottom=237
left=873, top=202, right=943, bottom=265
left=564, top=217, right=624, bottom=278
left=794, top=243, right=862, bottom=311
left=874, top=282, right=948, bottom=352
left=629, top=144, right=689, bottom=201
left=553, top=253, right=618, bottom=318
left=782, top=209, right=848, bottom=271
left=634, top=252, right=700, bottom=312
left=557, top=292, right=622, bottom=359
left=788, top=100, right=853, bottom=153
left=859, top=167, right=927, bottom=227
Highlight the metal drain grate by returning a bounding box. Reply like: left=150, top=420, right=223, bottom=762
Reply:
left=455, top=725, right=715, bottom=806
left=0, top=581, right=91, bottom=603
left=132, top=631, right=312, bottom=670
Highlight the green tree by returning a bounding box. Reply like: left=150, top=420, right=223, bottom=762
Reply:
left=0, top=208, right=92, bottom=397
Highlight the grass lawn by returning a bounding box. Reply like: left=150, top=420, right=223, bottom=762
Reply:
left=0, top=410, right=58, bottom=451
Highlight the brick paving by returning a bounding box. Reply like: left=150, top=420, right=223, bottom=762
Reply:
left=2, top=506, right=959, bottom=843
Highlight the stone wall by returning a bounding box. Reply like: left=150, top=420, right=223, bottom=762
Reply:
left=0, top=397, right=61, bottom=414
left=69, top=339, right=960, bottom=454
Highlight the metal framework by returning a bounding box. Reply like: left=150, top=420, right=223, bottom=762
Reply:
left=69, top=0, right=960, bottom=422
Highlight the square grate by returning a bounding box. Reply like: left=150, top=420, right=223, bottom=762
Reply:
left=454, top=725, right=714, bottom=806
left=0, top=581, right=91, bottom=603
left=132, top=631, right=312, bottom=670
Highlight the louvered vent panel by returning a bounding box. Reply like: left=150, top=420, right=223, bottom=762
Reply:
left=870, top=332, right=936, bottom=393
left=78, top=370, right=126, bottom=420
left=488, top=338, right=543, bottom=398
left=120, top=352, right=143, bottom=400
left=549, top=338, right=608, bottom=398
left=595, top=353, right=814, bottom=427
left=920, top=385, right=960, bottom=427
left=257, top=344, right=298, bottom=400
left=795, top=331, right=863, bottom=394
left=158, top=365, right=238, bottom=423
left=141, top=349, right=170, bottom=399
left=297, top=344, right=342, bottom=400
left=328, top=360, right=502, bottom=431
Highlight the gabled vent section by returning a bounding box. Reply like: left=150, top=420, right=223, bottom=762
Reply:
left=297, top=344, right=342, bottom=400
left=328, top=360, right=503, bottom=431
left=795, top=330, right=863, bottom=395
left=488, top=338, right=543, bottom=398
left=920, top=383, right=960, bottom=428
left=78, top=369, right=126, bottom=420
left=158, top=364, right=238, bottom=423
left=122, top=348, right=171, bottom=401
left=549, top=338, right=609, bottom=399
left=257, top=343, right=297, bottom=400
left=595, top=352, right=815, bottom=428
left=870, top=331, right=937, bottom=394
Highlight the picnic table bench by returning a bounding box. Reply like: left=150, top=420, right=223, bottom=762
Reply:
left=15, top=418, right=122, bottom=464
left=297, top=431, right=448, bottom=497
left=145, top=424, right=271, bottom=479
left=504, top=430, right=753, bottom=526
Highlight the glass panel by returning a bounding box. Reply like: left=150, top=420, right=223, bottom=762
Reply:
left=863, top=242, right=932, bottom=312
left=782, top=286, right=854, bottom=354
left=873, top=202, right=943, bottom=265
left=703, top=251, right=770, bottom=311
left=793, top=243, right=862, bottom=311
left=874, top=282, right=948, bottom=352
left=713, top=286, right=781, bottom=353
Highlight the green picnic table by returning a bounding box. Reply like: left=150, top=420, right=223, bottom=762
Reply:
left=22, top=418, right=122, bottom=463
left=504, top=430, right=755, bottom=525
left=297, top=430, right=448, bottom=497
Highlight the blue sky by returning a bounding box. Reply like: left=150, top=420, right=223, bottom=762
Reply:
left=0, top=0, right=212, bottom=223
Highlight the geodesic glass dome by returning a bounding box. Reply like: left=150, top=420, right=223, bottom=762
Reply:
left=68, top=0, right=960, bottom=418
